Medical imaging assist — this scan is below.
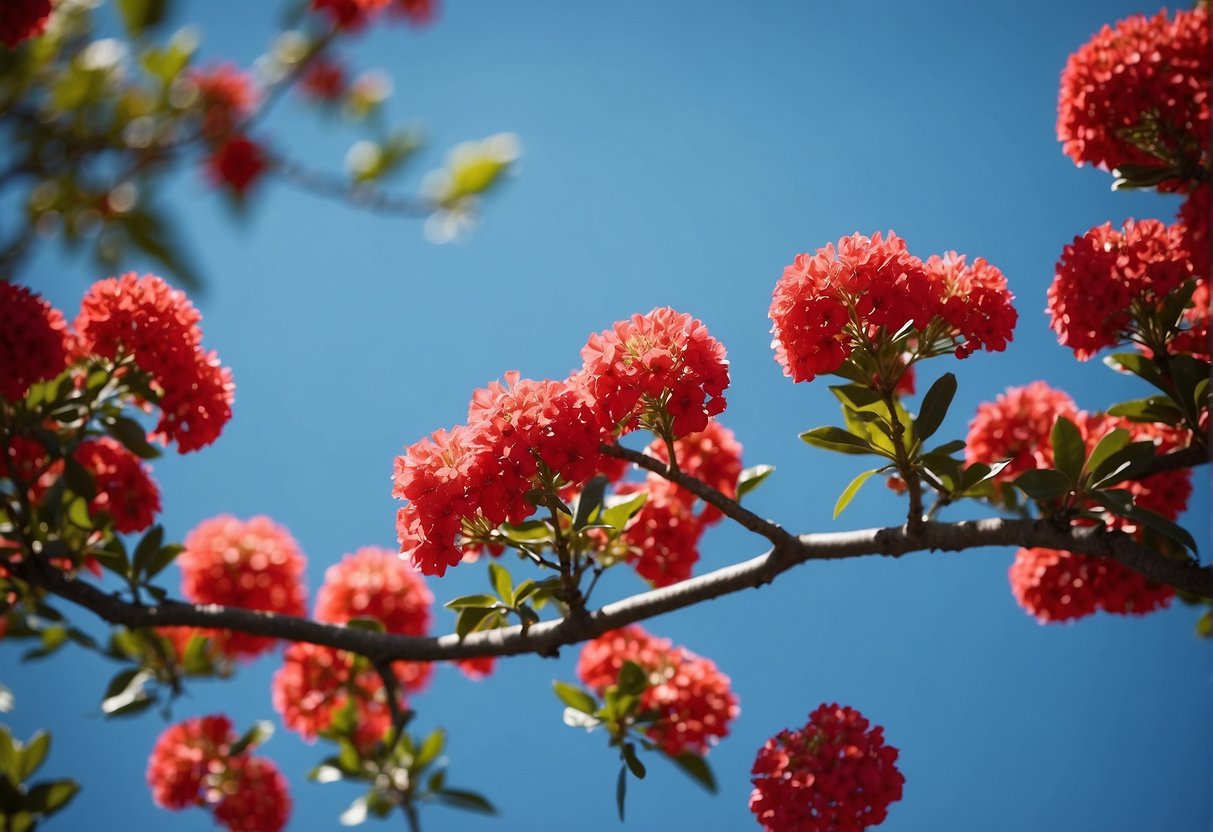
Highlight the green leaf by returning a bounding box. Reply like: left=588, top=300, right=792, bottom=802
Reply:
left=435, top=788, right=497, bottom=815
left=671, top=752, right=717, bottom=793
left=1013, top=469, right=1072, bottom=502
left=834, top=469, right=878, bottom=518
left=829, top=384, right=883, bottom=411
left=800, top=426, right=879, bottom=456
left=132, top=525, right=165, bottom=577
left=499, top=520, right=553, bottom=544
left=622, top=743, right=646, bottom=779
left=735, top=465, right=775, bottom=500
left=1087, top=441, right=1158, bottom=489
left=143, top=543, right=183, bottom=580
left=444, top=594, right=500, bottom=610
left=14, top=733, right=49, bottom=783
left=455, top=607, right=497, bottom=640
left=344, top=617, right=385, bottom=633
left=1104, top=352, right=1168, bottom=392
left=116, top=0, right=168, bottom=36
left=489, top=562, right=513, bottom=604
left=415, top=729, right=445, bottom=770
left=1159, top=279, right=1199, bottom=330
left=66, top=497, right=92, bottom=530
left=22, top=626, right=69, bottom=662
left=915, top=372, right=957, bottom=442
left=1088, top=488, right=1135, bottom=516
left=228, top=721, right=274, bottom=757
left=599, top=491, right=649, bottom=531
left=104, top=415, right=161, bottom=460
left=1082, top=429, right=1130, bottom=484
left=1125, top=506, right=1199, bottom=554
left=23, top=780, right=79, bottom=815
left=1050, top=416, right=1085, bottom=485
left=617, top=660, right=648, bottom=696
left=616, top=765, right=628, bottom=821
left=573, top=476, right=609, bottom=531
left=101, top=669, right=151, bottom=716
left=553, top=681, right=597, bottom=715
left=929, top=439, right=967, bottom=456
left=63, top=457, right=96, bottom=501
left=1196, top=610, right=1212, bottom=639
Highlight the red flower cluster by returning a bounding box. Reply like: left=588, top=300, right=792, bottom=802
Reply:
left=1, top=435, right=161, bottom=534
left=73, top=437, right=161, bottom=533
left=0, top=282, right=68, bottom=402
left=177, top=515, right=307, bottom=659
left=576, top=307, right=729, bottom=437
left=300, top=57, right=346, bottom=102
left=394, top=373, right=606, bottom=576
left=310, top=0, right=435, bottom=29
left=146, top=714, right=290, bottom=832
left=749, top=703, right=904, bottom=832
left=968, top=384, right=1191, bottom=622
left=965, top=382, right=1078, bottom=480
left=1057, top=7, right=1210, bottom=175
left=770, top=233, right=1015, bottom=383
left=274, top=547, right=437, bottom=749
left=1009, top=546, right=1174, bottom=623
left=206, top=136, right=270, bottom=197
left=1175, top=186, right=1210, bottom=360
left=0, top=0, right=51, bottom=48
left=577, top=625, right=738, bottom=756
left=74, top=273, right=234, bottom=453
left=613, top=481, right=704, bottom=587
left=188, top=63, right=259, bottom=138
left=1048, top=219, right=1195, bottom=359
left=644, top=420, right=743, bottom=523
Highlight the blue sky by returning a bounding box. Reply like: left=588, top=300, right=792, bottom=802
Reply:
left=6, top=1, right=1211, bottom=830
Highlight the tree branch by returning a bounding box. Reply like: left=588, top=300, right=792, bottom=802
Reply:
left=17, top=517, right=1210, bottom=666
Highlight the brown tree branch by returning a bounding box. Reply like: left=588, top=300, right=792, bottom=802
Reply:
left=16, top=516, right=1210, bottom=666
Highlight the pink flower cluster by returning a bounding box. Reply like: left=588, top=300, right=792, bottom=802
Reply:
left=146, top=714, right=290, bottom=832
left=309, top=0, right=435, bottom=31
left=749, top=704, right=904, bottom=832
left=74, top=273, right=235, bottom=453
left=770, top=232, right=1016, bottom=383
left=966, top=382, right=1192, bottom=623
left=175, top=515, right=308, bottom=659
left=577, top=625, right=738, bottom=757
left=394, top=310, right=731, bottom=576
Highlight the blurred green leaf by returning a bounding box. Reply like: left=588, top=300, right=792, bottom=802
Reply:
left=1049, top=416, right=1085, bottom=485
left=834, top=469, right=878, bottom=519
left=671, top=752, right=717, bottom=793
left=736, top=465, right=775, bottom=500
left=553, top=681, right=597, bottom=715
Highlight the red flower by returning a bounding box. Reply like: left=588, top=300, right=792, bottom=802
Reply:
left=390, top=0, right=436, bottom=25
left=315, top=546, right=432, bottom=635
left=1057, top=7, right=1210, bottom=177
left=74, top=437, right=161, bottom=533
left=1010, top=547, right=1173, bottom=623
left=74, top=273, right=234, bottom=453
left=206, top=135, right=270, bottom=197
left=177, top=515, right=307, bottom=659
left=575, top=307, right=729, bottom=437
left=1175, top=186, right=1209, bottom=360
left=644, top=420, right=743, bottom=524
left=1049, top=219, right=1194, bottom=359
left=273, top=642, right=400, bottom=751
left=188, top=63, right=259, bottom=138
left=454, top=655, right=496, bottom=680
left=146, top=715, right=236, bottom=810
left=577, top=625, right=738, bottom=756
left=211, top=756, right=291, bottom=832
left=965, top=382, right=1078, bottom=481
left=0, top=282, right=69, bottom=402
left=299, top=57, right=346, bottom=102
left=926, top=252, right=1018, bottom=358
left=749, top=703, right=904, bottom=832
left=310, top=0, right=389, bottom=30
left=0, top=0, right=51, bottom=49
left=771, top=233, right=1016, bottom=386
left=394, top=374, right=606, bottom=576
left=615, top=480, right=704, bottom=587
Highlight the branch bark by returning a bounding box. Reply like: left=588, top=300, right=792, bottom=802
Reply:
left=17, top=516, right=1210, bottom=666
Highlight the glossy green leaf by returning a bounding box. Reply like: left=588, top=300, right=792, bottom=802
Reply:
left=1082, top=429, right=1130, bottom=483
left=834, top=469, right=878, bottom=519
left=617, top=660, right=648, bottom=696
left=915, top=372, right=957, bottom=442
left=671, top=752, right=717, bottom=793
left=415, top=729, right=445, bottom=770
left=344, top=617, right=385, bottom=634
left=598, top=491, right=648, bottom=531
left=616, top=765, right=628, bottom=821
left=132, top=525, right=165, bottom=577
left=573, top=475, right=609, bottom=531
left=736, top=465, right=775, bottom=500
left=104, top=415, right=160, bottom=460
left=435, top=788, right=497, bottom=815
left=622, top=743, right=646, bottom=779
left=1087, top=441, right=1158, bottom=489
left=800, top=426, right=878, bottom=456
left=1104, top=352, right=1167, bottom=392
left=455, top=606, right=498, bottom=639
left=1013, top=469, right=1071, bottom=502
left=489, top=562, right=513, bottom=604
left=1049, top=416, right=1085, bottom=484
left=14, top=733, right=49, bottom=783
left=444, top=594, right=500, bottom=610
left=23, top=780, right=78, bottom=814
left=1125, top=506, right=1199, bottom=554
left=553, top=681, right=597, bottom=715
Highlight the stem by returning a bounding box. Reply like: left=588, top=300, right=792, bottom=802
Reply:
left=878, top=389, right=924, bottom=533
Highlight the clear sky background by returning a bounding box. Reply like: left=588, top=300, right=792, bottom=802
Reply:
left=6, top=1, right=1211, bottom=830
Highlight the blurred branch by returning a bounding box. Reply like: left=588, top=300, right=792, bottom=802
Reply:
left=273, top=157, right=435, bottom=216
